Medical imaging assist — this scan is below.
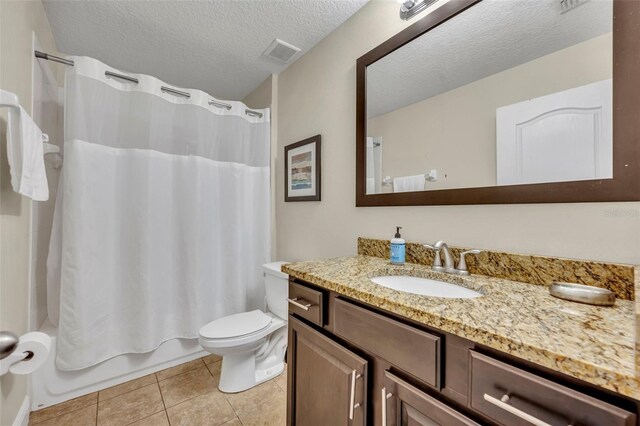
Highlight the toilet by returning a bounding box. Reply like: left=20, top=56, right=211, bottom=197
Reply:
left=198, top=261, right=289, bottom=393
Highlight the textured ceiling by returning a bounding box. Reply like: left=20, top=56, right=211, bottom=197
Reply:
left=43, top=0, right=368, bottom=101
left=367, top=0, right=613, bottom=118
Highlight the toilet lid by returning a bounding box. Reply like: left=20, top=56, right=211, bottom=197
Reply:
left=199, top=310, right=272, bottom=339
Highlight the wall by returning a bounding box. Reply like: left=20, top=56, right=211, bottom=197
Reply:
left=0, top=1, right=61, bottom=424
left=367, top=33, right=612, bottom=190
left=242, top=75, right=272, bottom=110
left=275, top=0, right=640, bottom=265
left=243, top=74, right=278, bottom=260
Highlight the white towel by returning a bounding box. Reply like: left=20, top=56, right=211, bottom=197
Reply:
left=6, top=106, right=49, bottom=201
left=366, top=178, right=375, bottom=194
left=393, top=174, right=425, bottom=192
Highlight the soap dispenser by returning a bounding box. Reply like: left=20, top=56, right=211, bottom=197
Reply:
left=390, top=226, right=406, bottom=265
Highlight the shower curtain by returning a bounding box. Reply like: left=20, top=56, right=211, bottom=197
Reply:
left=47, top=57, right=271, bottom=371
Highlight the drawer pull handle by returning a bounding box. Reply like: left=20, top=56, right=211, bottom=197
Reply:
left=484, top=394, right=554, bottom=426
left=381, top=387, right=393, bottom=426
left=287, top=298, right=313, bottom=311
left=349, top=370, right=362, bottom=420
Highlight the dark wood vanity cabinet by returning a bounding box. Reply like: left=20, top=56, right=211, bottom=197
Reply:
left=287, top=316, right=368, bottom=426
left=286, top=279, right=638, bottom=426
left=383, top=370, right=480, bottom=426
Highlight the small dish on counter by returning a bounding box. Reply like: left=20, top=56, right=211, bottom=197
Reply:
left=549, top=282, right=615, bottom=306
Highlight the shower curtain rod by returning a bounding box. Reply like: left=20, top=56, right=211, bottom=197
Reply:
left=35, top=50, right=264, bottom=118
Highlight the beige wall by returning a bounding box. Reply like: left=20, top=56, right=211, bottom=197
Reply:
left=242, top=74, right=278, bottom=260
left=368, top=33, right=612, bottom=190
left=0, top=1, right=61, bottom=424
left=242, top=75, right=272, bottom=110
left=275, top=0, right=640, bottom=265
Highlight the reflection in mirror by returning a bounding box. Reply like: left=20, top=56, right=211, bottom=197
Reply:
left=366, top=0, right=613, bottom=194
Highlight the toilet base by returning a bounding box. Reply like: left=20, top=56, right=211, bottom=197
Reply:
left=218, top=326, right=287, bottom=393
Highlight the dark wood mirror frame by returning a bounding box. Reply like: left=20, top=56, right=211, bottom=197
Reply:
left=356, top=0, right=640, bottom=207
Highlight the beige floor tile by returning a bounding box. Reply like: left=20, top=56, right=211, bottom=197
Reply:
left=156, top=358, right=204, bottom=381
left=30, top=405, right=97, bottom=426
left=97, top=383, right=164, bottom=426
left=159, top=366, right=218, bottom=408
left=225, top=380, right=282, bottom=416
left=205, top=360, right=222, bottom=385
left=29, top=392, right=98, bottom=425
left=98, top=374, right=157, bottom=401
left=237, top=390, right=286, bottom=426
left=220, top=419, right=243, bottom=426
left=166, top=392, right=236, bottom=426
left=128, top=411, right=169, bottom=426
left=274, top=370, right=287, bottom=392
left=202, top=354, right=222, bottom=365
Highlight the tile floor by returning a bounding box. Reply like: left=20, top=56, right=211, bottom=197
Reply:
left=29, top=355, right=287, bottom=426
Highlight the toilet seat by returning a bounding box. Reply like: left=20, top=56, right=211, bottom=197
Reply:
left=199, top=312, right=285, bottom=352
left=199, top=310, right=272, bottom=340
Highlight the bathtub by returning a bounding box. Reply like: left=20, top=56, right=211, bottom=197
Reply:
left=30, top=320, right=207, bottom=410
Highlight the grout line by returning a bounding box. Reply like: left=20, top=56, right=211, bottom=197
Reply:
left=37, top=359, right=221, bottom=426
left=224, top=393, right=241, bottom=422
left=122, top=407, right=166, bottom=426
left=97, top=380, right=160, bottom=404
left=204, top=362, right=216, bottom=377
left=30, top=402, right=99, bottom=426
left=157, top=361, right=206, bottom=383
left=163, top=390, right=213, bottom=411
left=157, top=381, right=167, bottom=412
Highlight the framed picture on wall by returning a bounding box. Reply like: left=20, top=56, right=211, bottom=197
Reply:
left=285, top=135, right=321, bottom=202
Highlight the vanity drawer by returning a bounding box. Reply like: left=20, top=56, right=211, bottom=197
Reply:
left=383, top=370, right=480, bottom=426
left=288, top=281, right=324, bottom=326
left=333, top=298, right=440, bottom=388
left=469, top=352, right=636, bottom=426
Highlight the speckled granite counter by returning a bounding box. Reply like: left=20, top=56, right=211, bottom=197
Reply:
left=282, top=255, right=640, bottom=400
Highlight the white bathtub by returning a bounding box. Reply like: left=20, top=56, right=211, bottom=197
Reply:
left=30, top=320, right=207, bottom=410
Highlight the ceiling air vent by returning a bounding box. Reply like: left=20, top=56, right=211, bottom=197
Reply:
left=263, top=39, right=301, bottom=63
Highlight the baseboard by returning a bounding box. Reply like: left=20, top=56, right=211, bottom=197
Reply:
left=13, top=395, right=30, bottom=426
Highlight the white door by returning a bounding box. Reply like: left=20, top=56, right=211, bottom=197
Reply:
left=496, top=79, right=612, bottom=185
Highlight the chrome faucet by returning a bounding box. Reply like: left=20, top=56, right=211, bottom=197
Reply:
left=424, top=241, right=482, bottom=276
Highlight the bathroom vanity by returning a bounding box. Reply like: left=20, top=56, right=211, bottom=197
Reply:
left=283, top=253, right=640, bottom=426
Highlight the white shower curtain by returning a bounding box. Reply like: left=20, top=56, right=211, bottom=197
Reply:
left=47, top=57, right=271, bottom=371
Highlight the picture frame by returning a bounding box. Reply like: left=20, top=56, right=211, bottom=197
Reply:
left=284, top=135, right=321, bottom=202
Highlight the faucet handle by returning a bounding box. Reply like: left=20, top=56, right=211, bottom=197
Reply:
left=457, top=249, right=482, bottom=273
left=423, top=244, right=443, bottom=269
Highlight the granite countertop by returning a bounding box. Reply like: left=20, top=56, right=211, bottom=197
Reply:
left=282, top=255, right=639, bottom=400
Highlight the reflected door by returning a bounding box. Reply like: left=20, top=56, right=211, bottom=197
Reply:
left=496, top=79, right=612, bottom=185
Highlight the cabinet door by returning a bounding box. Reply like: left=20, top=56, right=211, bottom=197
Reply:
left=287, top=316, right=367, bottom=426
left=382, top=371, right=479, bottom=426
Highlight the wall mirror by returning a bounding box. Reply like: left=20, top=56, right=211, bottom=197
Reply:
left=356, top=0, right=639, bottom=206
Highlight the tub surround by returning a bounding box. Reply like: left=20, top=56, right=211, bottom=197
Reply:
left=358, top=237, right=636, bottom=300
left=282, top=255, right=640, bottom=400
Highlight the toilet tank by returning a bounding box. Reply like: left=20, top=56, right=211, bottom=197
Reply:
left=263, top=261, right=289, bottom=320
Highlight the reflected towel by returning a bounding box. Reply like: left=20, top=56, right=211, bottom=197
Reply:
left=7, top=106, right=49, bottom=200
left=366, top=178, right=375, bottom=194
left=393, top=174, right=425, bottom=192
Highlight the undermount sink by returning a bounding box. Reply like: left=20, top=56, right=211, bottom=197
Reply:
left=370, top=276, right=482, bottom=299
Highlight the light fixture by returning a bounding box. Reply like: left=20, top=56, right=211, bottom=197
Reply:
left=397, top=0, right=439, bottom=20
